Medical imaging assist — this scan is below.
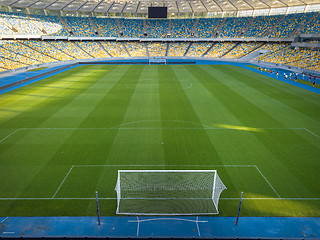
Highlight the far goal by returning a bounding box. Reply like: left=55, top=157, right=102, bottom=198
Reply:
left=115, top=170, right=227, bottom=215
left=148, top=57, right=166, bottom=65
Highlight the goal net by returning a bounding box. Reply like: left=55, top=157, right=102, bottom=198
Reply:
left=115, top=170, right=227, bottom=215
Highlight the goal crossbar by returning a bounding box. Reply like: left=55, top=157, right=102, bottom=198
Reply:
left=115, top=170, right=226, bottom=215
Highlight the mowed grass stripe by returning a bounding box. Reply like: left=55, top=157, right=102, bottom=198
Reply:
left=78, top=65, right=143, bottom=128
left=14, top=66, right=127, bottom=198
left=53, top=65, right=144, bottom=199
left=105, top=65, right=165, bottom=165
left=0, top=65, right=111, bottom=129
left=188, top=65, right=319, bottom=198
left=180, top=65, right=285, bottom=199
left=220, top=65, right=320, bottom=125
left=36, top=65, right=120, bottom=128
left=177, top=65, right=272, bottom=165
left=0, top=65, right=144, bottom=214
left=158, top=65, right=223, bottom=166
left=0, top=65, right=319, bottom=217
left=0, top=66, right=121, bottom=200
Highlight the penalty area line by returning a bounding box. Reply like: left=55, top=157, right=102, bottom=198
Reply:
left=255, top=166, right=281, bottom=199
left=304, top=128, right=320, bottom=140
left=0, top=129, right=20, bottom=144
left=52, top=166, right=74, bottom=199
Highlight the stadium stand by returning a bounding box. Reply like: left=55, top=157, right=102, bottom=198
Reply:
left=205, top=42, right=238, bottom=58
left=186, top=42, right=212, bottom=57
left=63, top=17, right=95, bottom=37
left=32, top=14, right=67, bottom=36
left=0, top=55, right=26, bottom=70
left=49, top=41, right=92, bottom=59
left=167, top=42, right=190, bottom=56
left=146, top=19, right=169, bottom=38
left=17, top=40, right=56, bottom=63
left=0, top=40, right=47, bottom=64
left=0, top=12, right=42, bottom=35
left=223, top=42, right=263, bottom=59
left=91, top=17, right=119, bottom=37
left=218, top=17, right=252, bottom=37
left=120, top=19, right=144, bottom=38
left=300, top=12, right=320, bottom=34
left=256, top=43, right=320, bottom=71
left=124, top=42, right=146, bottom=57
left=270, top=12, right=315, bottom=38
left=171, top=19, right=196, bottom=38
left=0, top=12, right=64, bottom=35
left=75, top=41, right=110, bottom=58
left=0, top=41, right=41, bottom=67
left=100, top=41, right=129, bottom=57
left=243, top=15, right=281, bottom=38
left=0, top=11, right=319, bottom=72
left=21, top=40, right=74, bottom=61
left=148, top=42, right=167, bottom=57
left=194, top=18, right=223, bottom=38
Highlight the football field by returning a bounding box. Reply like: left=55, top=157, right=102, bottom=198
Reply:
left=0, top=64, right=320, bottom=217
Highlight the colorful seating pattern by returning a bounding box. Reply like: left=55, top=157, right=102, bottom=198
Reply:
left=91, top=18, right=119, bottom=37
left=223, top=42, right=262, bottom=59
left=300, top=13, right=320, bottom=34
left=76, top=41, right=110, bottom=58
left=205, top=42, right=237, bottom=58
left=270, top=13, right=315, bottom=38
left=64, top=17, right=96, bottom=37
left=124, top=42, right=146, bottom=57
left=243, top=15, right=281, bottom=37
left=194, top=18, right=223, bottom=38
left=49, top=41, right=92, bottom=59
left=186, top=42, right=212, bottom=57
left=148, top=42, right=167, bottom=57
left=218, top=17, right=252, bottom=37
left=100, top=41, right=129, bottom=57
left=171, top=19, right=196, bottom=38
left=146, top=19, right=169, bottom=38
left=0, top=12, right=64, bottom=35
left=120, top=19, right=144, bottom=38
left=20, top=40, right=74, bottom=61
left=167, top=42, right=190, bottom=56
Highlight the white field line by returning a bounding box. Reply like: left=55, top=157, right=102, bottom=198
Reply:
left=73, top=164, right=256, bottom=167
left=136, top=216, right=139, bottom=237
left=18, top=127, right=307, bottom=130
left=1, top=217, right=8, bottom=223
left=128, top=218, right=207, bottom=223
left=255, top=166, right=281, bottom=199
left=1, top=164, right=317, bottom=201
left=196, top=216, right=201, bottom=237
left=0, top=197, right=319, bottom=200
left=304, top=128, right=320, bottom=140
left=0, top=129, right=20, bottom=144
left=52, top=166, right=74, bottom=199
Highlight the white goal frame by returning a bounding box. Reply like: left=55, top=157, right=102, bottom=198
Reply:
left=115, top=170, right=227, bottom=215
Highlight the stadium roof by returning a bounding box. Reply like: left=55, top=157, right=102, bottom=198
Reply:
left=0, top=0, right=319, bottom=14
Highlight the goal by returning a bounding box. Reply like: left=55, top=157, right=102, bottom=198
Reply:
left=115, top=170, right=227, bottom=215
left=148, top=57, right=166, bottom=65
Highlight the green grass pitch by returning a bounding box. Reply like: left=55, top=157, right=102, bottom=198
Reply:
left=0, top=64, right=320, bottom=217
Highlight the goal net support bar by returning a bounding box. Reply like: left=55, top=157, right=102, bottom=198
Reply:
left=115, top=170, right=227, bottom=215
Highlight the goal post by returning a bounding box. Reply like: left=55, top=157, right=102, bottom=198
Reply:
left=115, top=170, right=227, bottom=215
